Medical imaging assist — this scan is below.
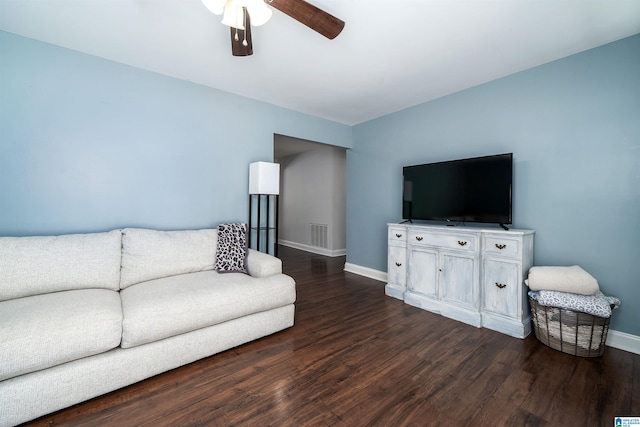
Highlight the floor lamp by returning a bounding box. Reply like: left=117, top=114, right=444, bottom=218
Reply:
left=248, top=161, right=280, bottom=256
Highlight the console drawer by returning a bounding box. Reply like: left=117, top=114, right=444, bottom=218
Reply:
left=483, top=235, right=521, bottom=258
left=388, top=227, right=407, bottom=246
left=408, top=230, right=477, bottom=252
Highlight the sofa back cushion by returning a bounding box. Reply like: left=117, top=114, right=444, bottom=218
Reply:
left=0, top=230, right=122, bottom=301
left=119, top=228, right=218, bottom=289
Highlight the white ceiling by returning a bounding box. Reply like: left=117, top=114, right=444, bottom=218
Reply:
left=1, top=0, right=639, bottom=125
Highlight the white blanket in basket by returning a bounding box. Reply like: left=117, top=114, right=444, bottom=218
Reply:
left=526, top=265, right=599, bottom=295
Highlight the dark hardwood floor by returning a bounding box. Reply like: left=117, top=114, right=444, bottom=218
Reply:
left=23, top=246, right=639, bottom=426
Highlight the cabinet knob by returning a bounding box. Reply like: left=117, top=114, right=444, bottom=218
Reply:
left=396, top=233, right=402, bottom=238
left=395, top=262, right=402, bottom=267
left=495, top=282, right=507, bottom=289
left=458, top=241, right=467, bottom=246
left=416, top=236, right=423, bottom=241
left=495, top=244, right=506, bottom=250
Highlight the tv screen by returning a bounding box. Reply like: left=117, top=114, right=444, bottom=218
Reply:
left=402, top=153, right=513, bottom=225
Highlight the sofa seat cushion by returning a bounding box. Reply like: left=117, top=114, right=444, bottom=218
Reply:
left=120, top=228, right=218, bottom=289
left=120, top=271, right=296, bottom=348
left=0, top=289, right=122, bottom=381
left=0, top=230, right=122, bottom=301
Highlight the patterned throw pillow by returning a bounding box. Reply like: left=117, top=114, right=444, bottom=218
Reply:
left=215, top=223, right=249, bottom=274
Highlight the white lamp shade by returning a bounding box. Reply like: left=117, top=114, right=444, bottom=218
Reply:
left=221, top=2, right=246, bottom=29
left=244, top=0, right=272, bottom=26
left=249, top=162, right=280, bottom=195
left=202, top=0, right=226, bottom=15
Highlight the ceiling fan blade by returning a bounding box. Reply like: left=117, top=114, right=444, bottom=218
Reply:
left=267, top=0, right=345, bottom=40
left=230, top=8, right=253, bottom=56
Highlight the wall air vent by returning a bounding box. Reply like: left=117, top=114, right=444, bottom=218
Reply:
left=310, top=223, right=328, bottom=249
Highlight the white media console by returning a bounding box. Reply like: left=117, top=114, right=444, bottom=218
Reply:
left=386, top=223, right=535, bottom=338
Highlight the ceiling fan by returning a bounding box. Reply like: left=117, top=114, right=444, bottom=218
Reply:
left=201, top=0, right=345, bottom=56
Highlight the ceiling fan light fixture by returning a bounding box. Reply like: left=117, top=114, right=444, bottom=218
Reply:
left=243, top=0, right=272, bottom=26
left=221, top=2, right=246, bottom=29
left=203, top=0, right=345, bottom=56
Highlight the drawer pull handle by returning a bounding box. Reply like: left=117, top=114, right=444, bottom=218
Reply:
left=495, top=244, right=506, bottom=250
left=396, top=233, right=402, bottom=238
left=395, top=262, right=402, bottom=267
left=416, top=236, right=423, bottom=241
left=495, top=282, right=507, bottom=289
left=458, top=241, right=467, bottom=246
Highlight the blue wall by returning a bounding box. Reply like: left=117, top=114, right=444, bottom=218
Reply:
left=348, top=34, right=640, bottom=335
left=2, top=30, right=638, bottom=336
left=0, top=31, right=351, bottom=235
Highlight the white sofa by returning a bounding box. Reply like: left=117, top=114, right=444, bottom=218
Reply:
left=0, top=227, right=296, bottom=427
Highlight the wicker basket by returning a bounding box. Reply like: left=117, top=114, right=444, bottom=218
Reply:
left=529, top=297, right=611, bottom=357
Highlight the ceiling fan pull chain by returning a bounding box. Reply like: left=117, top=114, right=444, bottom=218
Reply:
left=242, top=7, right=248, bottom=46
left=233, top=4, right=242, bottom=42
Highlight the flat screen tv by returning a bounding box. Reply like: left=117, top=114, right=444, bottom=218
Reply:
left=402, top=153, right=513, bottom=227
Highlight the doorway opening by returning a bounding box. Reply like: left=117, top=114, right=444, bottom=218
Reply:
left=274, top=134, right=346, bottom=257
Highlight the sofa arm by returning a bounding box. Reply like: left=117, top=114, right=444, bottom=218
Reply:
left=246, top=249, right=282, bottom=278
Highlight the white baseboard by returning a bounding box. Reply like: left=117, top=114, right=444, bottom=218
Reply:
left=343, top=262, right=640, bottom=355
left=606, top=329, right=640, bottom=355
left=278, top=240, right=346, bottom=257
left=343, top=263, right=387, bottom=283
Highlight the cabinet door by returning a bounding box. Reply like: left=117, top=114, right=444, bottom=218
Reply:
left=441, top=252, right=477, bottom=309
left=408, top=247, right=438, bottom=298
left=483, top=259, right=519, bottom=317
left=387, top=245, right=407, bottom=288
